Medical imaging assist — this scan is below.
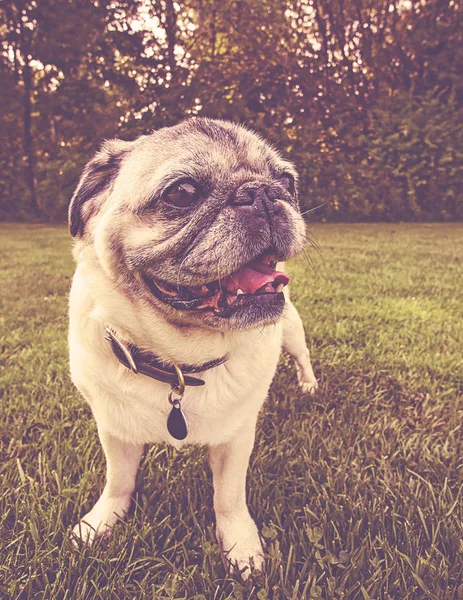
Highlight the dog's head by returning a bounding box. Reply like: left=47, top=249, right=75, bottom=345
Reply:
left=70, top=118, right=307, bottom=330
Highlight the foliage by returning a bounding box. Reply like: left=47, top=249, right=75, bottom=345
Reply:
left=0, top=0, right=462, bottom=221
left=364, top=90, right=463, bottom=220
left=1, top=223, right=463, bottom=598
left=299, top=89, right=463, bottom=221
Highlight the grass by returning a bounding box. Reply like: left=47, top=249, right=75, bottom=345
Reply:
left=1, top=222, right=462, bottom=600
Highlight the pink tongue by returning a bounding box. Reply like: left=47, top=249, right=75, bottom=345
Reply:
left=222, top=260, right=289, bottom=294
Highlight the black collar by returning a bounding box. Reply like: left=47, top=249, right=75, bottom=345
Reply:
left=105, top=327, right=228, bottom=388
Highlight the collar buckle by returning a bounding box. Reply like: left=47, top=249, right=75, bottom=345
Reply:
left=105, top=327, right=139, bottom=374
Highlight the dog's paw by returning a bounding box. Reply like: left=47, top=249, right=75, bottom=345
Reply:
left=296, top=367, right=318, bottom=394
left=227, top=546, right=265, bottom=580
left=217, top=514, right=264, bottom=579
left=298, top=375, right=318, bottom=394
left=72, top=517, right=111, bottom=545
left=71, top=494, right=130, bottom=546
left=293, top=351, right=318, bottom=395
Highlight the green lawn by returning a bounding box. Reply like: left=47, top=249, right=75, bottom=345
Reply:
left=1, top=223, right=463, bottom=599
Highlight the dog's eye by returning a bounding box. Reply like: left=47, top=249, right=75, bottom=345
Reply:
left=278, top=173, right=295, bottom=195
left=163, top=181, right=199, bottom=208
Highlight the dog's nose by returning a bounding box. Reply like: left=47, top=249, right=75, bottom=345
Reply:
left=230, top=183, right=269, bottom=206
left=230, top=183, right=282, bottom=220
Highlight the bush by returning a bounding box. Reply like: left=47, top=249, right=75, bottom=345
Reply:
left=298, top=90, right=463, bottom=222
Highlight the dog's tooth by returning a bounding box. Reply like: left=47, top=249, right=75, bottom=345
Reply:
left=237, top=289, right=244, bottom=295
left=276, top=283, right=284, bottom=293
left=154, top=279, right=180, bottom=297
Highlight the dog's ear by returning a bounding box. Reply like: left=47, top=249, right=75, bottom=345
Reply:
left=69, top=140, right=130, bottom=238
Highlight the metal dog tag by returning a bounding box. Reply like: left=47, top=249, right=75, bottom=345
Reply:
left=167, top=385, right=188, bottom=440
left=167, top=403, right=188, bottom=440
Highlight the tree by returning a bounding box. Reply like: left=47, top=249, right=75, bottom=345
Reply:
left=2, top=1, right=40, bottom=217
left=0, top=0, right=462, bottom=221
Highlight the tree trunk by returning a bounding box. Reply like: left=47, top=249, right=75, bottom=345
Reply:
left=22, top=53, right=39, bottom=218
left=15, top=8, right=40, bottom=219
left=5, top=3, right=39, bottom=217
left=164, top=0, right=177, bottom=78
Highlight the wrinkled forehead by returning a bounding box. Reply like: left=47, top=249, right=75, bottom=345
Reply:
left=121, top=120, right=295, bottom=200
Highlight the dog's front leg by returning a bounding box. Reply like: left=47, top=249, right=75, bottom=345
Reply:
left=209, top=418, right=263, bottom=577
left=282, top=299, right=318, bottom=393
left=73, top=429, right=143, bottom=543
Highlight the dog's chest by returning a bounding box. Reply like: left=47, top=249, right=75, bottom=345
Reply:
left=81, top=323, right=283, bottom=447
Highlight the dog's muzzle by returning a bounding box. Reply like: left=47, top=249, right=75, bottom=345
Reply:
left=230, top=183, right=284, bottom=225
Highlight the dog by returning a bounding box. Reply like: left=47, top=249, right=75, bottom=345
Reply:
left=69, top=117, right=318, bottom=576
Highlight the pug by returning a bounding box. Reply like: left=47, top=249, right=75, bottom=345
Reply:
left=69, top=117, right=318, bottom=576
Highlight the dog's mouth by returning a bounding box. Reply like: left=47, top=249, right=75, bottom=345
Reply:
left=144, top=253, right=289, bottom=317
